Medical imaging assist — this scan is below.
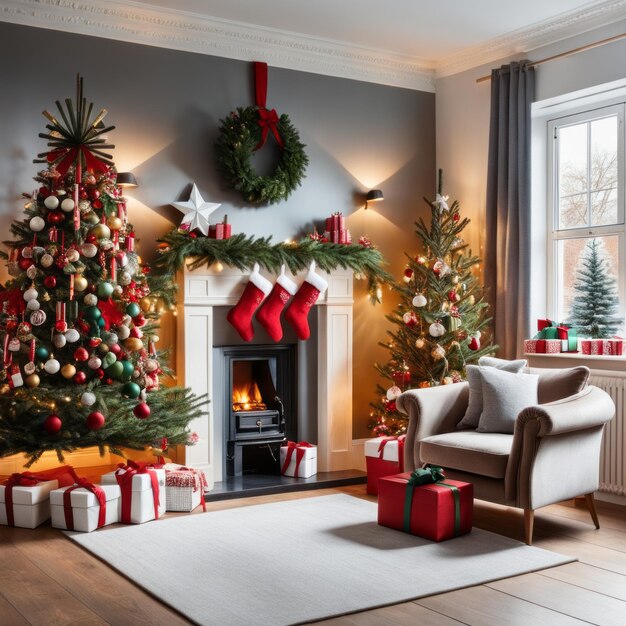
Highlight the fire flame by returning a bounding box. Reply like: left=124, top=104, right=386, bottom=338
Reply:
left=233, top=382, right=266, bottom=411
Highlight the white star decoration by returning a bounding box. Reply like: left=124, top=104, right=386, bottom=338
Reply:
left=172, top=183, right=221, bottom=236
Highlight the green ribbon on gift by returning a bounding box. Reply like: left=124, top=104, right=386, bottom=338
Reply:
left=403, top=466, right=461, bottom=536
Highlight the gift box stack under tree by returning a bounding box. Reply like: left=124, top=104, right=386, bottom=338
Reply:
left=364, top=435, right=405, bottom=495
left=280, top=441, right=317, bottom=478
left=101, top=461, right=166, bottom=524
left=51, top=482, right=121, bottom=532
left=323, top=212, right=351, bottom=244
left=378, top=468, right=473, bottom=542
left=163, top=463, right=208, bottom=512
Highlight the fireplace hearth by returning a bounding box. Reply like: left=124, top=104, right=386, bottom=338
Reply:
left=219, top=345, right=295, bottom=477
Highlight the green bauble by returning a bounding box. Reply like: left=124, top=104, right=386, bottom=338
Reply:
left=120, top=360, right=135, bottom=380
left=98, top=316, right=105, bottom=328
left=122, top=381, right=141, bottom=399
left=84, top=306, right=102, bottom=322
left=105, top=361, right=124, bottom=379
left=126, top=302, right=141, bottom=318
left=101, top=352, right=117, bottom=369
left=97, top=282, right=114, bottom=299
left=35, top=346, right=50, bottom=361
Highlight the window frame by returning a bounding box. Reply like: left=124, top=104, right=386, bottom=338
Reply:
left=546, top=103, right=626, bottom=325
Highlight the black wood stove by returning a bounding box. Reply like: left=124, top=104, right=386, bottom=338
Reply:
left=222, top=345, right=296, bottom=476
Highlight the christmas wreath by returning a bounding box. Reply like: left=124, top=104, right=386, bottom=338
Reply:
left=215, top=106, right=308, bottom=205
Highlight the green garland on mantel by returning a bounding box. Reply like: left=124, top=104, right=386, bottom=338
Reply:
left=153, top=231, right=393, bottom=303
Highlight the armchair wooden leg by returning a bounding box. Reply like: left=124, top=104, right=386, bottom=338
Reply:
left=585, top=493, right=600, bottom=529
left=524, top=509, right=534, bottom=545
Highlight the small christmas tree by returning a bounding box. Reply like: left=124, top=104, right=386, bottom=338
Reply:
left=0, top=76, right=205, bottom=465
left=369, top=171, right=495, bottom=436
left=567, top=238, right=622, bottom=338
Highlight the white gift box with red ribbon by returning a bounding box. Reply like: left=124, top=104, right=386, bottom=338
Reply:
left=162, top=463, right=208, bottom=512
left=280, top=442, right=317, bottom=478
left=50, top=483, right=121, bottom=532
left=101, top=466, right=166, bottom=524
left=0, top=479, right=58, bottom=528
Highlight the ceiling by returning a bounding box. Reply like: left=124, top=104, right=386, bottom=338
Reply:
left=2, top=0, right=626, bottom=90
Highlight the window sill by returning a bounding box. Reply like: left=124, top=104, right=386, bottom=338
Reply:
left=524, top=352, right=626, bottom=362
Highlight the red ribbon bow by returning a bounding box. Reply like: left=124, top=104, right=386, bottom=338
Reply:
left=253, top=62, right=284, bottom=151
left=281, top=441, right=314, bottom=477
left=377, top=435, right=406, bottom=471
left=62, top=478, right=107, bottom=531
left=114, top=461, right=160, bottom=524
left=46, top=146, right=109, bottom=177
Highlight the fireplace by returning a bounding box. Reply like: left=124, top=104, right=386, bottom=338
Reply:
left=219, top=345, right=296, bottom=476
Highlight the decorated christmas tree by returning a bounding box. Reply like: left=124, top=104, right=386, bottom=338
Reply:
left=0, top=76, right=205, bottom=465
left=369, top=171, right=495, bottom=435
left=568, top=237, right=622, bottom=338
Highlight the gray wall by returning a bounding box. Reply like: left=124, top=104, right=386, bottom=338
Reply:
left=0, top=22, right=435, bottom=439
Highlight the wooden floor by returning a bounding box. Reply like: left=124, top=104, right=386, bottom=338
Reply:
left=0, top=484, right=625, bottom=625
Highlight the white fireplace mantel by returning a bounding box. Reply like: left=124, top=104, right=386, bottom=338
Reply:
left=177, top=264, right=354, bottom=489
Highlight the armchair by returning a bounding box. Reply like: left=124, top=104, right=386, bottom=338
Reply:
left=396, top=367, right=615, bottom=544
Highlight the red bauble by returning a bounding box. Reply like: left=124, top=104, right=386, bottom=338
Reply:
left=79, top=190, right=88, bottom=199
left=88, top=337, right=102, bottom=348
left=129, top=327, right=143, bottom=339
left=453, top=212, right=460, bottom=222
left=95, top=368, right=105, bottom=379
left=133, top=402, right=151, bottom=419
left=55, top=321, right=68, bottom=333
left=189, top=232, right=197, bottom=239
left=468, top=337, right=480, bottom=351
left=73, top=371, right=87, bottom=384
left=403, top=268, right=413, bottom=279
left=47, top=210, right=65, bottom=224
left=6, top=319, right=18, bottom=332
left=44, top=275, right=57, bottom=288
left=105, top=377, right=113, bottom=385
left=109, top=343, right=122, bottom=355
left=44, top=414, right=62, bottom=434
left=74, top=347, right=89, bottom=362
left=92, top=199, right=103, bottom=209
left=39, top=186, right=51, bottom=197
left=18, top=258, right=32, bottom=271
left=86, top=411, right=105, bottom=430
left=86, top=234, right=97, bottom=244
left=89, top=189, right=100, bottom=200
left=132, top=314, right=146, bottom=327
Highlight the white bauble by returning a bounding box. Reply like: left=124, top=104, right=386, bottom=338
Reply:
left=66, top=248, right=80, bottom=262
left=26, top=299, right=40, bottom=311
left=412, top=293, right=427, bottom=308
left=29, top=216, right=45, bottom=232
left=81, top=391, right=97, bottom=406
left=114, top=285, right=123, bottom=296
left=22, top=247, right=33, bottom=259
left=26, top=266, right=37, bottom=280
left=144, top=359, right=158, bottom=373
left=56, top=189, right=66, bottom=197
left=83, top=294, right=98, bottom=307
left=386, top=385, right=402, bottom=401
left=60, top=197, right=75, bottom=212
left=104, top=332, right=118, bottom=346
left=44, top=358, right=60, bottom=374
left=151, top=335, right=160, bottom=343
left=429, top=321, right=445, bottom=338
left=23, top=287, right=38, bottom=302
left=53, top=333, right=67, bottom=349
left=44, top=195, right=59, bottom=210
left=118, top=271, right=131, bottom=286
left=65, top=328, right=80, bottom=343
left=40, top=253, right=54, bottom=268
left=81, top=243, right=98, bottom=258
left=116, top=325, right=130, bottom=340
left=415, top=337, right=425, bottom=349
left=88, top=355, right=102, bottom=370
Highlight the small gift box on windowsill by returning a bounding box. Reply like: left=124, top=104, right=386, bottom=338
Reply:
left=364, top=435, right=405, bottom=495
left=524, top=339, right=561, bottom=354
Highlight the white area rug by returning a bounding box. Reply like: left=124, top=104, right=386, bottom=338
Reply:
left=67, top=494, right=574, bottom=625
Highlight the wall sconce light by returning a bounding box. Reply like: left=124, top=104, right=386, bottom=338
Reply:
left=365, top=189, right=384, bottom=209
left=117, top=172, right=138, bottom=188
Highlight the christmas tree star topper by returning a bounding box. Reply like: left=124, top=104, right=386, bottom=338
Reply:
left=172, top=183, right=221, bottom=236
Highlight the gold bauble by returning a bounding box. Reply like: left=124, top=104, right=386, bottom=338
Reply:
left=83, top=211, right=100, bottom=225
left=74, top=275, right=89, bottom=292
left=25, top=373, right=40, bottom=388
left=98, top=343, right=110, bottom=354
left=90, top=224, right=111, bottom=240
left=61, top=364, right=77, bottom=379
left=124, top=337, right=144, bottom=352
left=106, top=215, right=123, bottom=231
left=0, top=383, right=11, bottom=394
left=139, top=297, right=152, bottom=313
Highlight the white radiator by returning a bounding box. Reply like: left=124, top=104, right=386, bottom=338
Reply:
left=589, top=373, right=626, bottom=497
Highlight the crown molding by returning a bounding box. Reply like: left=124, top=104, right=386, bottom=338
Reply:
left=2, top=0, right=626, bottom=90
left=436, top=0, right=626, bottom=78
left=0, top=0, right=436, bottom=92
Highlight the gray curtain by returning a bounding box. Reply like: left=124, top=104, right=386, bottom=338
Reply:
left=485, top=61, right=535, bottom=359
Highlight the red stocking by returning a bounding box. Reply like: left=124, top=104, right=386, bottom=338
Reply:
left=226, top=263, right=272, bottom=341
left=256, top=265, right=297, bottom=342
left=285, top=262, right=328, bottom=340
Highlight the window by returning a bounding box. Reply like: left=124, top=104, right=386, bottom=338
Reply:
left=547, top=104, right=625, bottom=328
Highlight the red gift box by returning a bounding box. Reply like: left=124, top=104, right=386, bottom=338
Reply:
left=524, top=339, right=561, bottom=354
left=581, top=339, right=603, bottom=355
left=378, top=472, right=473, bottom=542
left=365, top=436, right=405, bottom=495
left=209, top=222, right=232, bottom=240
left=603, top=339, right=623, bottom=355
